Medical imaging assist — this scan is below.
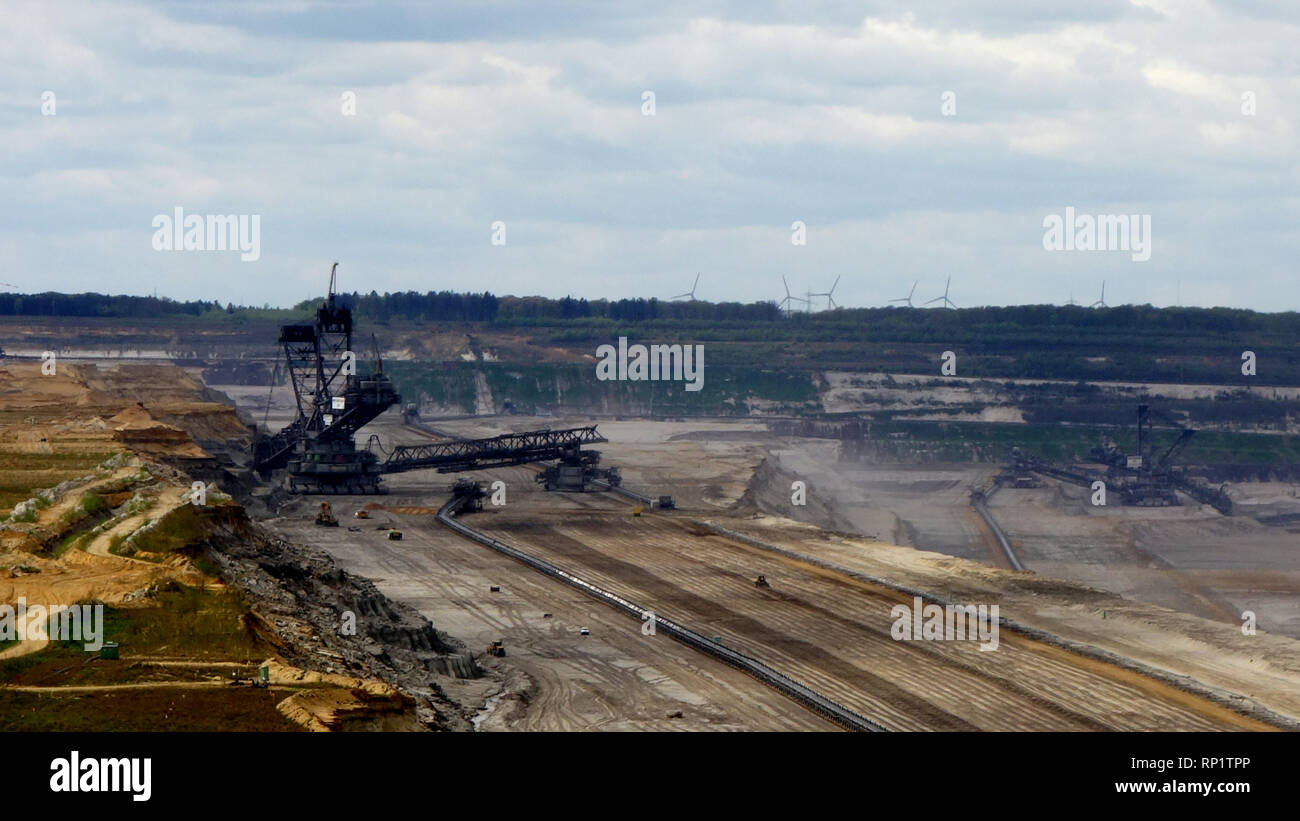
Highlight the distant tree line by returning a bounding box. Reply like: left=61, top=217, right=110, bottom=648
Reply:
left=493, top=295, right=781, bottom=322
left=303, top=290, right=502, bottom=322
left=290, top=292, right=782, bottom=323
left=2, top=289, right=1297, bottom=340
left=0, top=292, right=224, bottom=318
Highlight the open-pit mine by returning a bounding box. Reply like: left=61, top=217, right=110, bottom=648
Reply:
left=4, top=281, right=1300, bottom=733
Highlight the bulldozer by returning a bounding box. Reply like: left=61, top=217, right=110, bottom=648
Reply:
left=486, top=640, right=506, bottom=658
left=314, top=502, right=339, bottom=527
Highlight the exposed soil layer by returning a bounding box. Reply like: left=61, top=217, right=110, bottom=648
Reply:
left=1, top=361, right=488, bottom=731
left=199, top=503, right=480, bottom=730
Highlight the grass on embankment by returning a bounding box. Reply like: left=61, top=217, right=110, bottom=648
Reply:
left=109, top=502, right=220, bottom=560
left=0, top=585, right=305, bottom=732
left=856, top=419, right=1300, bottom=466
left=0, top=451, right=114, bottom=518
left=0, top=686, right=304, bottom=731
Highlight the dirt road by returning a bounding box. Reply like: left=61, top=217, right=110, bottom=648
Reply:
left=267, top=494, right=836, bottom=731
left=458, top=487, right=1275, bottom=731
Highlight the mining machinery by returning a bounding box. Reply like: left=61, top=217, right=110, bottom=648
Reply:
left=376, top=426, right=608, bottom=474
left=450, top=479, right=488, bottom=512
left=252, top=263, right=400, bottom=493
left=251, top=267, right=619, bottom=494
left=314, top=501, right=339, bottom=527
left=369, top=425, right=617, bottom=491
left=1005, top=403, right=1232, bottom=514
left=1088, top=403, right=1196, bottom=507
left=1090, top=404, right=1195, bottom=476
left=533, top=439, right=622, bottom=491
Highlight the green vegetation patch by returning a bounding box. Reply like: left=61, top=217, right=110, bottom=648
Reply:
left=0, top=452, right=112, bottom=518
left=387, top=361, right=821, bottom=416
left=0, top=586, right=263, bottom=689
left=856, top=419, right=1300, bottom=466
left=0, top=688, right=304, bottom=732
left=0, top=584, right=302, bottom=732
left=122, top=504, right=208, bottom=557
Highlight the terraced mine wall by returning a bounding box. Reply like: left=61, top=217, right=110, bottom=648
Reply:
left=385, top=361, right=821, bottom=417
left=197, top=504, right=479, bottom=730
left=839, top=419, right=1300, bottom=468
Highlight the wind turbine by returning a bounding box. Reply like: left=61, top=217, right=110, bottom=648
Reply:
left=670, top=273, right=700, bottom=301
left=1066, top=289, right=1077, bottom=306
left=925, top=277, right=957, bottom=309
left=778, top=276, right=809, bottom=314
left=810, top=276, right=840, bottom=310
left=888, top=281, right=918, bottom=307
left=1090, top=280, right=1107, bottom=308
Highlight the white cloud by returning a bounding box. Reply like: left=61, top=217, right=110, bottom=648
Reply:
left=1142, top=59, right=1236, bottom=103
left=0, top=0, right=1297, bottom=310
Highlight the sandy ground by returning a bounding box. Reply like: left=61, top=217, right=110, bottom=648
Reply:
left=265, top=516, right=838, bottom=730
left=649, top=416, right=1300, bottom=642
left=222, top=398, right=1300, bottom=730
left=713, top=513, right=1300, bottom=720
left=823, top=370, right=1300, bottom=408
left=264, top=470, right=834, bottom=731
left=84, top=485, right=189, bottom=558
left=0, top=465, right=198, bottom=660
left=984, top=483, right=1300, bottom=639
left=0, top=366, right=427, bottom=731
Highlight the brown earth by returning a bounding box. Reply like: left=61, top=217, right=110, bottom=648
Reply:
left=0, top=363, right=457, bottom=731
left=302, top=414, right=1300, bottom=731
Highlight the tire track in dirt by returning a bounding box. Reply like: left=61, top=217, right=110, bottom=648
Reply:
left=480, top=516, right=977, bottom=730
left=282, top=510, right=835, bottom=731
left=470, top=496, right=1267, bottom=731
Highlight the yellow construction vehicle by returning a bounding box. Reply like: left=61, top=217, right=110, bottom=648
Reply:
left=314, top=502, right=339, bottom=527
left=387, top=529, right=403, bottom=541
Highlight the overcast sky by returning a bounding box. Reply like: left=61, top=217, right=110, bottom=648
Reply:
left=2, top=0, right=1297, bottom=310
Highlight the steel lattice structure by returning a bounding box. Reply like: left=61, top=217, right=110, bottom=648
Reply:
left=381, top=426, right=608, bottom=474
left=252, top=263, right=400, bottom=483
left=252, top=266, right=616, bottom=495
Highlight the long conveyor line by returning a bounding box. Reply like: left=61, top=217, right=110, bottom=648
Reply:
left=434, top=493, right=887, bottom=732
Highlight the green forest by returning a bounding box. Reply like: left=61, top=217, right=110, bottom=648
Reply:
left=4, top=288, right=1297, bottom=384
